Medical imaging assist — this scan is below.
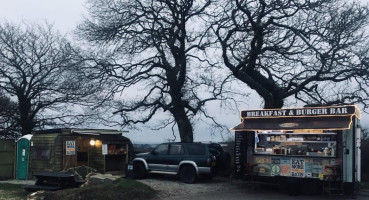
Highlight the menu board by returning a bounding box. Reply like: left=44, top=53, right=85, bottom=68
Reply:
left=234, top=131, right=247, bottom=175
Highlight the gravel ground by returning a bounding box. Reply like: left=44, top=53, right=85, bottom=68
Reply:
left=137, top=175, right=247, bottom=199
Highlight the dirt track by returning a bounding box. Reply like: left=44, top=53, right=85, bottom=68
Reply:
left=138, top=175, right=244, bottom=199
left=138, top=175, right=369, bottom=200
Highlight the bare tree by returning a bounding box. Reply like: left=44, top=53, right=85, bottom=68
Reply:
left=0, top=90, right=20, bottom=138
left=0, top=22, right=99, bottom=135
left=77, top=0, right=230, bottom=142
left=213, top=0, right=369, bottom=109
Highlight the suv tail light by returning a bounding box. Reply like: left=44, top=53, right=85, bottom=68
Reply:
left=207, top=157, right=216, bottom=166
left=206, top=158, right=211, bottom=166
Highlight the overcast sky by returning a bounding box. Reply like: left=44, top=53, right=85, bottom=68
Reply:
left=0, top=0, right=248, bottom=143
left=0, top=0, right=86, bottom=34
left=0, top=0, right=368, bottom=143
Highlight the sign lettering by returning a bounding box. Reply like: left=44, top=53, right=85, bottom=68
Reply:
left=66, top=140, right=75, bottom=155
left=241, top=105, right=355, bottom=118
left=291, top=158, right=305, bottom=177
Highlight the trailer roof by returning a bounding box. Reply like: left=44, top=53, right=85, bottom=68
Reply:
left=232, top=105, right=360, bottom=131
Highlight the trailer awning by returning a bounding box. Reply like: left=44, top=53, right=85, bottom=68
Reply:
left=232, top=105, right=360, bottom=131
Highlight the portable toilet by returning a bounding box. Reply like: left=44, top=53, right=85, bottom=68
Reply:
left=16, top=134, right=32, bottom=179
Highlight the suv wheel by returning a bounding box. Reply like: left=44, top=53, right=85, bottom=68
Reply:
left=133, top=162, right=146, bottom=179
left=179, top=165, right=197, bottom=184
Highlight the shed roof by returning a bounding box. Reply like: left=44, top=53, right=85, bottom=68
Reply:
left=34, top=128, right=126, bottom=135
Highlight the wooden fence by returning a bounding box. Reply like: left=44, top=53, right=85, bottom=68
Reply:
left=0, top=139, right=15, bottom=179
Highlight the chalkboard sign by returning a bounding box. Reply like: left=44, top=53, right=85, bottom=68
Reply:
left=234, top=131, right=248, bottom=176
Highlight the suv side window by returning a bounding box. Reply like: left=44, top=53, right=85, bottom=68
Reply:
left=209, top=148, right=221, bottom=156
left=153, top=144, right=169, bottom=155
left=209, top=143, right=224, bottom=153
left=186, top=143, right=206, bottom=155
left=169, top=144, right=184, bottom=155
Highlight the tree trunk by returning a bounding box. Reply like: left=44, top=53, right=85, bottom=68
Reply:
left=171, top=106, right=193, bottom=142
left=17, top=96, right=35, bottom=135
left=263, top=95, right=284, bottom=109
left=169, top=88, right=194, bottom=142
left=231, top=70, right=285, bottom=109
left=176, top=114, right=194, bottom=142
left=19, top=117, right=34, bottom=136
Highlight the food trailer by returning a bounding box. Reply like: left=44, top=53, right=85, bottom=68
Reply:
left=232, top=105, right=361, bottom=195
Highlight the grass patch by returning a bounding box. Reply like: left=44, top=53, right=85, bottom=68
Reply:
left=45, top=178, right=157, bottom=200
left=0, top=183, right=29, bottom=200
left=0, top=178, right=156, bottom=200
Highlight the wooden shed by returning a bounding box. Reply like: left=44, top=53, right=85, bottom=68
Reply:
left=28, top=128, right=133, bottom=178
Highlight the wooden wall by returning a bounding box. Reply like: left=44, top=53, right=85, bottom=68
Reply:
left=29, top=133, right=62, bottom=177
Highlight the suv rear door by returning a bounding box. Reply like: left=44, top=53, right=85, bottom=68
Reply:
left=184, top=143, right=208, bottom=167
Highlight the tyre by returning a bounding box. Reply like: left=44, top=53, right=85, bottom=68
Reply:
left=133, top=162, right=146, bottom=179
left=179, top=165, right=197, bottom=184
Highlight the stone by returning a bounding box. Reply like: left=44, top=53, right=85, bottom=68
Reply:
left=82, top=173, right=120, bottom=187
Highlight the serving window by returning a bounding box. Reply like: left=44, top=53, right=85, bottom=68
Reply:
left=107, top=144, right=127, bottom=155
left=254, top=130, right=337, bottom=157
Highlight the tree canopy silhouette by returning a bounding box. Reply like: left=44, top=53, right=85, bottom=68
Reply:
left=0, top=22, right=99, bottom=135
left=78, top=0, right=230, bottom=142
left=213, top=0, right=369, bottom=109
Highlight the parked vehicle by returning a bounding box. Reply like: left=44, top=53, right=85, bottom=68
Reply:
left=130, top=142, right=222, bottom=183
left=207, top=143, right=231, bottom=175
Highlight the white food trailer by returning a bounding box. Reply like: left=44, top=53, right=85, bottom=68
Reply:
left=232, top=105, right=361, bottom=195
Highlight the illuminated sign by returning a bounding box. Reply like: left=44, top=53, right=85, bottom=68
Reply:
left=241, top=105, right=358, bottom=118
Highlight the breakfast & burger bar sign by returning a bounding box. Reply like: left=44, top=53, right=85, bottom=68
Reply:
left=241, top=105, right=358, bottom=118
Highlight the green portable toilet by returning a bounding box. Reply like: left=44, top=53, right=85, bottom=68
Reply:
left=16, top=134, right=32, bottom=180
